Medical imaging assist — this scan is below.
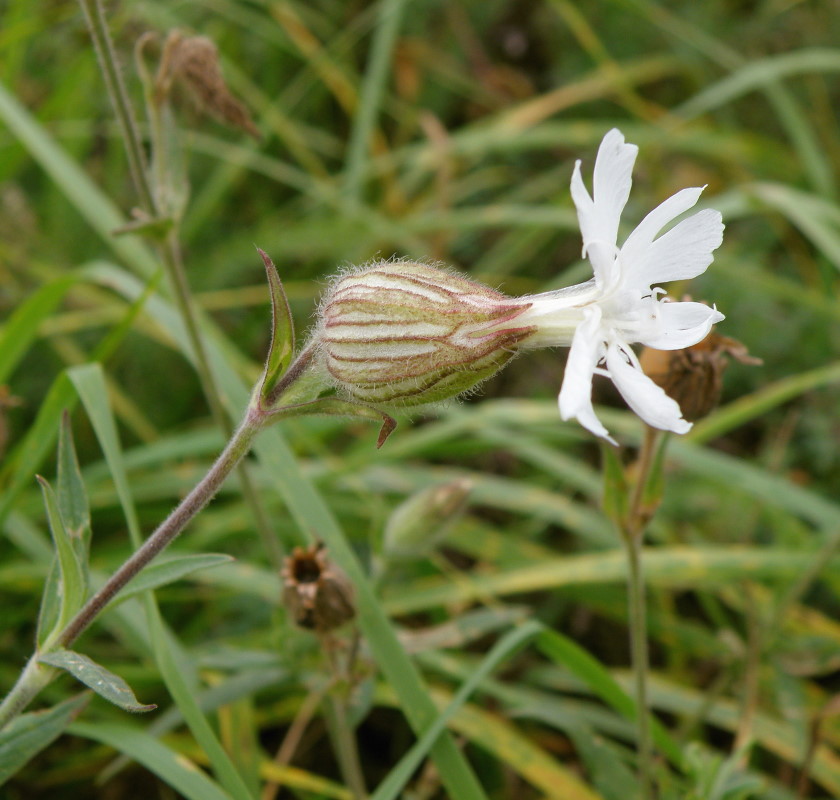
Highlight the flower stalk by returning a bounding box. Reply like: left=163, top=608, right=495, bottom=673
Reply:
left=0, top=333, right=325, bottom=731
left=77, top=0, right=283, bottom=569
left=611, top=425, right=664, bottom=799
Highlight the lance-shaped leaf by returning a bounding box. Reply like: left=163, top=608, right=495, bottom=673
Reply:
left=600, top=442, right=628, bottom=528
left=36, top=561, right=61, bottom=649
left=109, top=553, right=235, bottom=604
left=57, top=410, right=91, bottom=555
left=257, top=248, right=295, bottom=402
left=39, top=650, right=157, bottom=713
left=39, top=414, right=92, bottom=647
left=267, top=397, right=396, bottom=449
left=37, top=476, right=87, bottom=634
left=0, top=692, right=90, bottom=786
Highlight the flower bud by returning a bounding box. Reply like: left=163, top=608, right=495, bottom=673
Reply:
left=281, top=542, right=356, bottom=632
left=383, top=478, right=473, bottom=560
left=316, top=261, right=537, bottom=407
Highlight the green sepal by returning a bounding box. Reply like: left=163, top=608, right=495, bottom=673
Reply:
left=39, top=650, right=157, bottom=713
left=639, top=431, right=669, bottom=517
left=266, top=397, right=396, bottom=449
left=257, top=248, right=295, bottom=402
left=36, top=476, right=87, bottom=637
left=600, top=442, right=628, bottom=528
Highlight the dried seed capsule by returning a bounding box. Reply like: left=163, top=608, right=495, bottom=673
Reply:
left=639, top=332, right=760, bottom=422
left=281, top=542, right=356, bottom=632
left=383, top=478, right=473, bottom=560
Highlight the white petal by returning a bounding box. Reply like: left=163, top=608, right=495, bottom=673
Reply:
left=620, top=186, right=704, bottom=265
left=627, top=209, right=724, bottom=287
left=586, top=241, right=620, bottom=292
left=570, top=160, right=596, bottom=255
left=640, top=301, right=724, bottom=350
left=593, top=130, right=638, bottom=245
left=606, top=344, right=692, bottom=434
left=558, top=309, right=614, bottom=442
left=571, top=129, right=637, bottom=254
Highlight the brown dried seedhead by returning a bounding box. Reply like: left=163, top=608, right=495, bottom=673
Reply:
left=640, top=330, right=761, bottom=422
left=281, top=542, right=356, bottom=633
left=156, top=31, right=260, bottom=139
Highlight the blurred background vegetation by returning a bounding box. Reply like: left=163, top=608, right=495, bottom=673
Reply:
left=1, top=0, right=839, bottom=798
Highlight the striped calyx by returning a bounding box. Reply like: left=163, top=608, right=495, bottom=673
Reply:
left=317, top=261, right=536, bottom=407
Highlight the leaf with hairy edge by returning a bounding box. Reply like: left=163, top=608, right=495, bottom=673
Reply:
left=36, top=477, right=87, bottom=634
left=0, top=693, right=90, bottom=786
left=39, top=650, right=156, bottom=713
left=268, top=397, right=397, bottom=449
left=257, top=248, right=295, bottom=401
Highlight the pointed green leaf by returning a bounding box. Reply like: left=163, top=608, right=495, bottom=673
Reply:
left=257, top=248, right=295, bottom=401
left=39, top=650, right=156, bottom=713
left=57, top=410, right=91, bottom=550
left=37, top=476, right=87, bottom=632
left=68, top=363, right=143, bottom=548
left=0, top=692, right=90, bottom=786
left=268, top=397, right=396, bottom=448
left=640, top=432, right=669, bottom=515
left=112, top=554, right=235, bottom=603
left=36, top=560, right=61, bottom=648
left=600, top=442, right=628, bottom=526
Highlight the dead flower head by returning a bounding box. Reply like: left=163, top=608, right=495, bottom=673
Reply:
left=281, top=542, right=356, bottom=633
left=639, top=330, right=761, bottom=422
left=156, top=31, right=260, bottom=139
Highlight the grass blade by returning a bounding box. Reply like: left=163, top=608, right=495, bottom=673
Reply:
left=69, top=720, right=234, bottom=800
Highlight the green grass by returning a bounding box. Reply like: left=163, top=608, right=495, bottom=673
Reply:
left=1, top=0, right=839, bottom=798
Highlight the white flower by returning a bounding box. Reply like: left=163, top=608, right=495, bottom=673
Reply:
left=311, top=129, right=723, bottom=441
left=517, top=129, right=724, bottom=443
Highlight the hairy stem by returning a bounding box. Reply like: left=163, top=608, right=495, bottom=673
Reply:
left=77, top=0, right=154, bottom=211
left=0, top=657, right=57, bottom=731
left=54, top=411, right=261, bottom=650
left=79, top=0, right=283, bottom=569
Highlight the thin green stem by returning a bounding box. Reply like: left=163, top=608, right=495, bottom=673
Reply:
left=342, top=0, right=410, bottom=208
left=79, top=1, right=283, bottom=569
left=327, top=694, right=368, bottom=800
left=0, top=344, right=322, bottom=730
left=77, top=0, right=155, bottom=212
left=54, top=410, right=262, bottom=650
left=624, top=531, right=652, bottom=799
left=618, top=425, right=662, bottom=799
left=163, top=232, right=285, bottom=570
left=0, top=657, right=57, bottom=731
